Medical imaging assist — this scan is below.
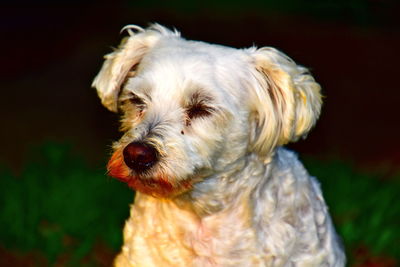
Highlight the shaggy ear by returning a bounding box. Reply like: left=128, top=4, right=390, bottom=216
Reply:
left=92, top=24, right=177, bottom=112
left=248, top=47, right=322, bottom=156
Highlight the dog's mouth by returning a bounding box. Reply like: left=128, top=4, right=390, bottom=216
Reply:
left=107, top=150, right=192, bottom=198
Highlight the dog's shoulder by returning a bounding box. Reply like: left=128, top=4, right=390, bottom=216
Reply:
left=267, top=147, right=323, bottom=197
left=272, top=147, right=308, bottom=176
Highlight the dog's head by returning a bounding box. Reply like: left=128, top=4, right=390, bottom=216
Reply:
left=92, top=24, right=321, bottom=198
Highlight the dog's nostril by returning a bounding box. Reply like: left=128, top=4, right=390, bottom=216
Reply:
left=123, top=142, right=158, bottom=173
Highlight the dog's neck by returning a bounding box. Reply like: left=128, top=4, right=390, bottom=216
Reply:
left=174, top=152, right=272, bottom=217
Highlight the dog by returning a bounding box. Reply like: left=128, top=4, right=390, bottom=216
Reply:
left=92, top=24, right=345, bottom=266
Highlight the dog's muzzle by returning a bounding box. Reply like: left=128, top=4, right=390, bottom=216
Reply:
left=107, top=142, right=192, bottom=198
left=123, top=142, right=158, bottom=173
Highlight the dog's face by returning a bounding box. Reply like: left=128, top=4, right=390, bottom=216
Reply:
left=92, top=24, right=322, bottom=198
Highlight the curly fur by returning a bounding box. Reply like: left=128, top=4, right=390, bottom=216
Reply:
left=92, top=24, right=345, bottom=266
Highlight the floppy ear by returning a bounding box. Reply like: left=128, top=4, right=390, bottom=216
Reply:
left=92, top=24, right=177, bottom=112
left=248, top=47, right=322, bottom=156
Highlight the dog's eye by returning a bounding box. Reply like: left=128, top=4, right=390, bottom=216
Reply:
left=129, top=95, right=145, bottom=107
left=186, top=103, right=213, bottom=120
left=119, top=93, right=146, bottom=115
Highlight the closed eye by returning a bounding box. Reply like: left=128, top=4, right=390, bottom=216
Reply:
left=129, top=94, right=145, bottom=107
left=118, top=92, right=146, bottom=115
left=185, top=91, right=215, bottom=125
left=187, top=103, right=213, bottom=119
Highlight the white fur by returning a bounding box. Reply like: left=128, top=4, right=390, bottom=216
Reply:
left=93, top=24, right=345, bottom=266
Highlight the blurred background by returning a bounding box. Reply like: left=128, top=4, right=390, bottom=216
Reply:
left=1, top=1, right=399, bottom=266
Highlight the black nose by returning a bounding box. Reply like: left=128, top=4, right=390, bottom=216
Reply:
left=123, top=142, right=158, bottom=173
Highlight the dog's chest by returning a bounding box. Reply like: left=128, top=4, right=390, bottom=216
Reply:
left=120, top=194, right=263, bottom=266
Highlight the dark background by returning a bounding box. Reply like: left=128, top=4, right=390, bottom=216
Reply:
left=1, top=1, right=400, bottom=266
left=1, top=1, right=400, bottom=170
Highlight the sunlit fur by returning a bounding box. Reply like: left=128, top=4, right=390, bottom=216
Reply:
left=92, top=24, right=345, bottom=266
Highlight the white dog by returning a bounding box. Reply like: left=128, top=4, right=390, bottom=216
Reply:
left=92, top=24, right=345, bottom=267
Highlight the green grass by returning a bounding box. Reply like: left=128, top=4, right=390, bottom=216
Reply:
left=0, top=143, right=399, bottom=265
left=303, top=157, right=400, bottom=264
left=0, top=142, right=132, bottom=265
